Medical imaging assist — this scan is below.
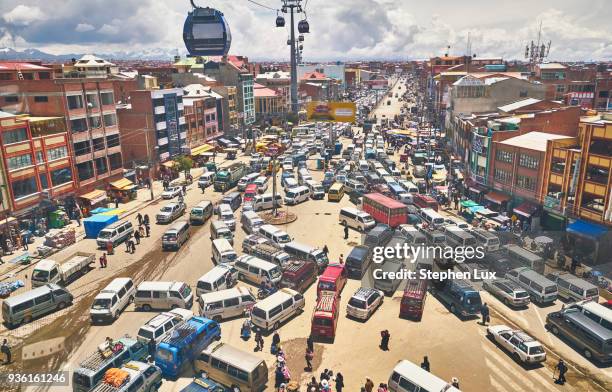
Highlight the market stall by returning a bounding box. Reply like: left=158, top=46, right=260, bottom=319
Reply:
left=78, top=189, right=108, bottom=217
left=109, top=178, right=137, bottom=203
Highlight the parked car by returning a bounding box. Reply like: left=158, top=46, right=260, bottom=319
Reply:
left=346, top=287, right=384, bottom=321
left=156, top=202, right=186, bottom=224
left=161, top=186, right=182, bottom=199
left=486, top=325, right=546, bottom=364
left=483, top=279, right=530, bottom=308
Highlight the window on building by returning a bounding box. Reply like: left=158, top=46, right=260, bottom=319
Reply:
left=556, top=84, right=566, bottom=93
left=35, top=150, right=43, bottom=163
left=21, top=73, right=34, bottom=80
left=7, top=154, right=33, bottom=170
left=586, top=165, right=609, bottom=185
left=4, top=95, right=18, bottom=103
left=39, top=173, right=49, bottom=189
left=519, top=154, right=539, bottom=169
left=95, top=157, right=108, bottom=174
left=516, top=175, right=537, bottom=191
left=74, top=141, right=91, bottom=156
left=76, top=161, right=94, bottom=181
left=86, top=93, right=99, bottom=109
left=100, top=92, right=114, bottom=106
left=2, top=127, right=27, bottom=144
left=519, top=90, right=528, bottom=98
left=103, top=113, right=117, bottom=127
left=494, top=168, right=512, bottom=184
left=67, top=95, right=84, bottom=110
left=106, top=134, right=120, bottom=148
left=39, top=72, right=50, bottom=80
left=50, top=167, right=72, bottom=186
left=599, top=90, right=610, bottom=98
left=93, top=138, right=105, bottom=151
left=109, top=153, right=122, bottom=170
left=496, top=150, right=513, bottom=163
left=70, top=118, right=88, bottom=133
left=551, top=158, right=565, bottom=175
left=34, top=96, right=48, bottom=103
left=0, top=73, right=11, bottom=80
left=47, top=146, right=68, bottom=161
left=580, top=192, right=605, bottom=213
left=88, top=115, right=102, bottom=129
left=11, top=177, right=38, bottom=199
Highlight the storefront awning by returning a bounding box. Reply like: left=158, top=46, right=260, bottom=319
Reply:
left=484, top=191, right=510, bottom=205
left=468, top=183, right=487, bottom=194
left=567, top=219, right=608, bottom=240
left=79, top=189, right=107, bottom=205
left=514, top=202, right=539, bottom=218
left=109, top=178, right=136, bottom=191
left=190, top=144, right=214, bottom=156
left=460, top=200, right=480, bottom=208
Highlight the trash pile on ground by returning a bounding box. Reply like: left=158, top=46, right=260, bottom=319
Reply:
left=44, top=228, right=76, bottom=249
left=0, top=280, right=24, bottom=298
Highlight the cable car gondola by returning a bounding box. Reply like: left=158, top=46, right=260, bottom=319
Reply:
left=298, top=19, right=310, bottom=34
left=276, top=11, right=285, bottom=27
left=183, top=1, right=232, bottom=56
left=298, top=35, right=304, bottom=42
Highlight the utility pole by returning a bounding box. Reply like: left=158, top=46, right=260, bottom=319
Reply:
left=280, top=0, right=305, bottom=116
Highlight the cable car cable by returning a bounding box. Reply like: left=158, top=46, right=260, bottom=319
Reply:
left=245, top=0, right=278, bottom=11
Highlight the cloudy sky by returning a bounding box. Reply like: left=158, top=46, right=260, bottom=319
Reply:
left=1, top=0, right=610, bottom=61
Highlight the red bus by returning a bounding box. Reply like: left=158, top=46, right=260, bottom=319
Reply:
left=400, top=279, right=428, bottom=320
left=361, top=193, right=408, bottom=228
left=412, top=194, right=439, bottom=211
left=311, top=291, right=339, bottom=339
left=317, top=264, right=347, bottom=297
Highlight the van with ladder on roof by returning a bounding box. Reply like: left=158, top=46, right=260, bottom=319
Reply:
left=311, top=291, right=340, bottom=341
left=72, top=337, right=148, bottom=392
left=400, top=279, right=428, bottom=320
left=195, top=342, right=269, bottom=392
left=154, top=316, right=221, bottom=379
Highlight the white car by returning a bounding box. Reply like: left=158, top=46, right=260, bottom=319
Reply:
left=486, top=325, right=546, bottom=364
left=162, top=186, right=182, bottom=199
left=346, top=287, right=384, bottom=320
left=254, top=176, right=269, bottom=193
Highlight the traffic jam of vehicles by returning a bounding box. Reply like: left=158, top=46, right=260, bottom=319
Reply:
left=1, top=76, right=610, bottom=392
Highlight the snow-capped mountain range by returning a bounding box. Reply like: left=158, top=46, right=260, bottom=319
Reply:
left=0, top=47, right=180, bottom=61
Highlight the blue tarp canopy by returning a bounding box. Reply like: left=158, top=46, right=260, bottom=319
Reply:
left=567, top=219, right=608, bottom=240
left=83, top=214, right=119, bottom=239
left=90, top=207, right=113, bottom=214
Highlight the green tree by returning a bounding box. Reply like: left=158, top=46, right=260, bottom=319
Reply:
left=174, top=155, right=193, bottom=178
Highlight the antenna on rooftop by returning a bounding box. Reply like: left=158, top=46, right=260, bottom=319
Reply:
left=524, top=21, right=552, bottom=71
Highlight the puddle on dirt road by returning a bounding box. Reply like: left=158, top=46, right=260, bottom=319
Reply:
left=0, top=223, right=211, bottom=392
left=272, top=338, right=325, bottom=388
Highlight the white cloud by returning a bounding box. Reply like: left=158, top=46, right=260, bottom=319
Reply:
left=3, top=5, right=45, bottom=26
left=98, top=24, right=119, bottom=35
left=75, top=23, right=95, bottom=32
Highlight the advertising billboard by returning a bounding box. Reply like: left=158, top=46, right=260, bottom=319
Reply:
left=306, top=101, right=356, bottom=123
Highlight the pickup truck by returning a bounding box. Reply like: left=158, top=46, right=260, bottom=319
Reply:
left=156, top=202, right=186, bottom=224
left=31, top=252, right=95, bottom=287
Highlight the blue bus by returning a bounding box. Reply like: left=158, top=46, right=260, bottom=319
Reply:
left=155, top=317, right=221, bottom=379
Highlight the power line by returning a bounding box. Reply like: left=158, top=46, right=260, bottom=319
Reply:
left=245, top=0, right=277, bottom=11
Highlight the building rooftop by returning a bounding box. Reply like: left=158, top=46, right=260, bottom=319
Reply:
left=0, top=62, right=50, bottom=71
left=301, top=71, right=328, bottom=80
left=74, top=54, right=114, bottom=67
left=254, top=83, right=278, bottom=98
left=498, top=131, right=572, bottom=152
left=498, top=98, right=542, bottom=113
left=0, top=110, right=15, bottom=118
left=256, top=71, right=290, bottom=80
left=538, top=63, right=567, bottom=70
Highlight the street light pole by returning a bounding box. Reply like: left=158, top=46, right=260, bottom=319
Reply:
left=281, top=0, right=303, bottom=116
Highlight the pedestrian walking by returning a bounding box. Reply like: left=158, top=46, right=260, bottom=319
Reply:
left=21, top=233, right=28, bottom=251
left=129, top=239, right=136, bottom=254
left=343, top=222, right=349, bottom=239
left=364, top=377, right=374, bottom=392
left=1, top=339, right=11, bottom=364
left=339, top=254, right=344, bottom=264
left=320, top=369, right=330, bottom=381
left=481, top=303, right=490, bottom=325
left=380, top=329, right=390, bottom=351
left=305, top=347, right=313, bottom=370
left=255, top=330, right=264, bottom=351
left=555, top=359, right=568, bottom=385
left=134, top=230, right=141, bottom=245
left=307, top=377, right=319, bottom=392
left=137, top=213, right=143, bottom=226
left=99, top=253, right=107, bottom=268
left=148, top=338, right=156, bottom=358
left=319, top=380, right=330, bottom=392
left=307, top=335, right=314, bottom=352
left=139, top=225, right=145, bottom=238
left=322, top=245, right=329, bottom=255
left=272, top=332, right=281, bottom=354
left=451, top=377, right=460, bottom=388
left=143, top=214, right=150, bottom=225
left=145, top=224, right=151, bottom=237
left=570, top=256, right=579, bottom=273
left=182, top=184, right=187, bottom=196
left=106, top=240, right=114, bottom=255
left=114, top=197, right=120, bottom=209
left=421, top=356, right=430, bottom=372
left=126, top=239, right=131, bottom=253
left=335, top=373, right=345, bottom=392
left=74, top=208, right=82, bottom=227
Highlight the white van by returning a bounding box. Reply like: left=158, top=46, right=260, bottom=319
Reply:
left=161, top=220, right=190, bottom=250
left=190, top=200, right=214, bottom=224
left=284, top=185, right=310, bottom=205
left=259, top=224, right=292, bottom=246
left=212, top=238, right=238, bottom=265
left=253, top=193, right=283, bottom=211
left=96, top=220, right=134, bottom=248
left=241, top=210, right=264, bottom=234
left=134, top=281, right=194, bottom=311
left=298, top=168, right=312, bottom=185
left=471, top=228, right=500, bottom=252
left=505, top=267, right=558, bottom=305
left=234, top=255, right=283, bottom=285
left=420, top=208, right=445, bottom=228
left=398, top=224, right=427, bottom=246
left=250, top=288, right=305, bottom=331
left=198, top=286, right=256, bottom=322
left=217, top=204, right=236, bottom=231
left=254, top=176, right=269, bottom=194
left=389, top=359, right=460, bottom=392
left=283, top=178, right=299, bottom=192
left=90, top=278, right=135, bottom=323
left=399, top=180, right=419, bottom=194
left=237, top=173, right=260, bottom=192
left=210, top=220, right=234, bottom=245
left=358, top=160, right=369, bottom=172
left=305, top=180, right=325, bottom=200
left=339, top=207, right=376, bottom=232
left=2, top=284, right=73, bottom=328
left=136, top=308, right=193, bottom=344
left=196, top=264, right=239, bottom=296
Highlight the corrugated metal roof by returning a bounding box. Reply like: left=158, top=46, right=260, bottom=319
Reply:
left=498, top=98, right=542, bottom=113
left=498, top=131, right=572, bottom=151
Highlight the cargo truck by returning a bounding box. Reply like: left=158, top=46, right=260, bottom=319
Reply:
left=31, top=252, right=95, bottom=287
left=214, top=163, right=248, bottom=192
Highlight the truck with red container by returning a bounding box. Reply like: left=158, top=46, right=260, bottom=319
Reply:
left=361, top=193, right=408, bottom=228
left=311, top=291, right=340, bottom=340
left=400, top=278, right=428, bottom=320
left=413, top=194, right=439, bottom=211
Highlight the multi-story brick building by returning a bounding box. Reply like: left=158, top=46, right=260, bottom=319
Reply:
left=0, top=57, right=124, bottom=194
left=182, top=84, right=223, bottom=151
left=0, top=112, right=76, bottom=218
